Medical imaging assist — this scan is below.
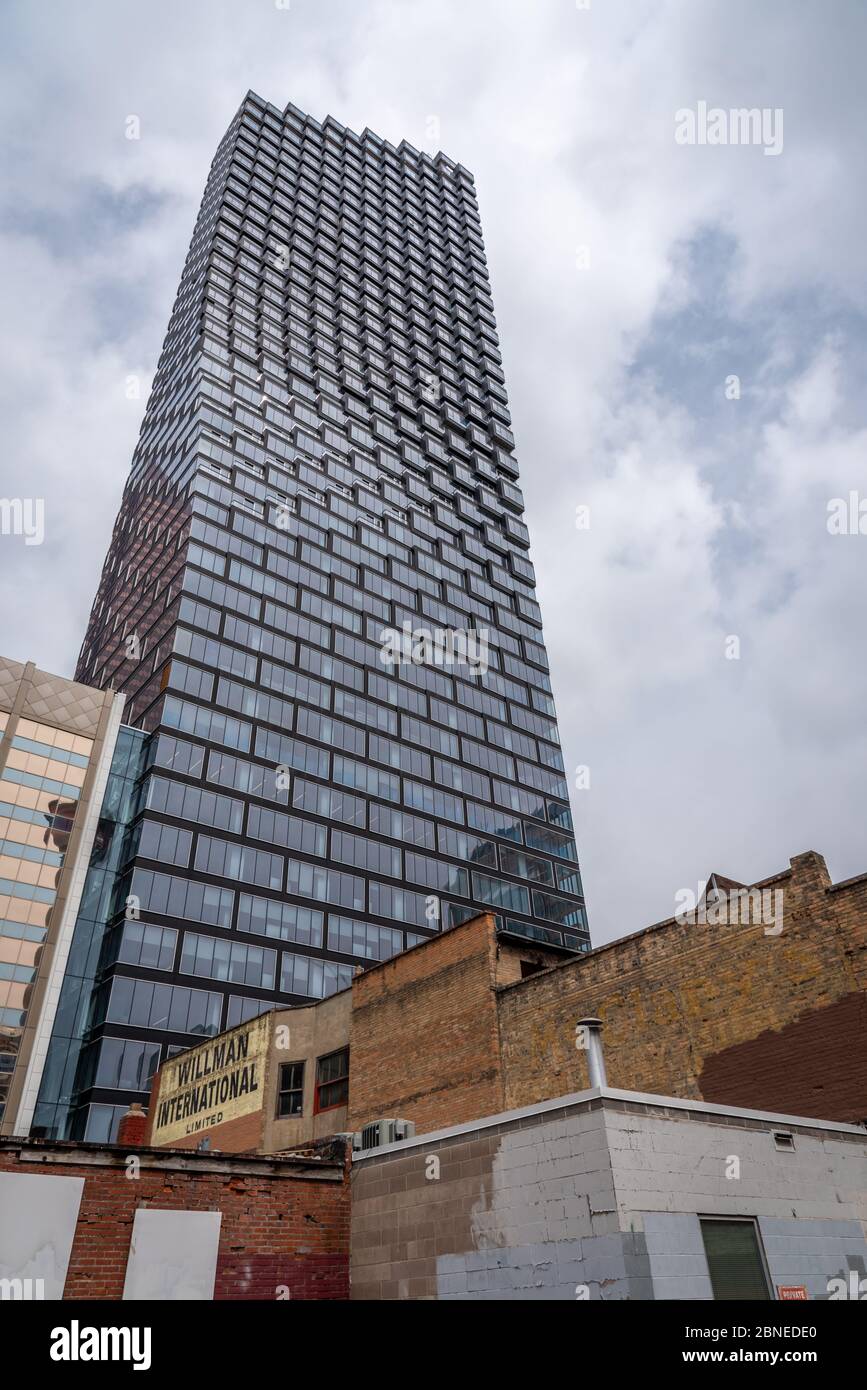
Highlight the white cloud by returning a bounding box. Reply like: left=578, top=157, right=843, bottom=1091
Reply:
left=1, top=0, right=865, bottom=941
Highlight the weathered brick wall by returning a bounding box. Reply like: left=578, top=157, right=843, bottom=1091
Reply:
left=348, top=914, right=506, bottom=1133
left=497, top=852, right=867, bottom=1122
left=0, top=1139, right=349, bottom=1300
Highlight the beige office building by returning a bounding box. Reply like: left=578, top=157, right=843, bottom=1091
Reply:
left=0, top=657, right=124, bottom=1135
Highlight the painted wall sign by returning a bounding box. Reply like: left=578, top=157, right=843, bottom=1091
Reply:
left=150, top=1012, right=270, bottom=1145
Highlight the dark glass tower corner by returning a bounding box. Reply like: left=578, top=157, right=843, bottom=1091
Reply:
left=57, top=91, right=587, bottom=1138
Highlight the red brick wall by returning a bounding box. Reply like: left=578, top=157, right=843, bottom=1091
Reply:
left=348, top=914, right=506, bottom=1133
left=0, top=1141, right=349, bottom=1300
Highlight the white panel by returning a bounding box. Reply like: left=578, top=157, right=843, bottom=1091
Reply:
left=122, top=1208, right=222, bottom=1300
left=0, top=1171, right=84, bottom=1299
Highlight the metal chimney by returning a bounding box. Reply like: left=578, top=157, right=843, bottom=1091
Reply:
left=576, top=1017, right=607, bottom=1089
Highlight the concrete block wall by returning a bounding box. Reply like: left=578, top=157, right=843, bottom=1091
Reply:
left=351, top=1096, right=630, bottom=1300
left=351, top=1091, right=867, bottom=1300
left=608, top=1104, right=867, bottom=1299
left=757, top=1217, right=867, bottom=1302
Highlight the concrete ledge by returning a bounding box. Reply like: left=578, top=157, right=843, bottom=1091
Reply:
left=0, top=1135, right=347, bottom=1181
left=351, top=1086, right=867, bottom=1162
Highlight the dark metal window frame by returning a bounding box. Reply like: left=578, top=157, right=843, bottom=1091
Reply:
left=276, top=1060, right=305, bottom=1118
left=314, top=1047, right=349, bottom=1113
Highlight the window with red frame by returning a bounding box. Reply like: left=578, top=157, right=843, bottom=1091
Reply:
left=315, top=1047, right=349, bottom=1112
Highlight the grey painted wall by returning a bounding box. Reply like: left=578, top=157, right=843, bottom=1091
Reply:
left=607, top=1104, right=867, bottom=1299
left=352, top=1095, right=867, bottom=1300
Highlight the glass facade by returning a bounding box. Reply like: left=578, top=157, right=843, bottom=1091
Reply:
left=29, top=727, right=148, bottom=1139
left=60, top=91, right=589, bottom=1127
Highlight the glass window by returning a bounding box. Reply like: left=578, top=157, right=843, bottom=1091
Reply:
left=145, top=775, right=243, bottom=834
left=467, top=801, right=522, bottom=842
left=247, top=804, right=326, bottom=857
left=150, top=734, right=205, bottom=779
left=94, top=1038, right=161, bottom=1092
left=369, top=803, right=434, bottom=850
left=226, top=995, right=275, bottom=1028
left=328, top=915, right=403, bottom=962
left=195, top=834, right=283, bottom=890
left=276, top=1061, right=305, bottom=1117
left=106, top=977, right=221, bottom=1036
left=331, top=830, right=401, bottom=878
left=136, top=819, right=193, bottom=868
left=531, top=890, right=586, bottom=929
left=500, top=846, right=554, bottom=886
left=292, top=778, right=366, bottom=828
left=556, top=864, right=584, bottom=896
left=437, top=825, right=497, bottom=868
left=116, top=921, right=177, bottom=971
left=162, top=695, right=251, bottom=753
left=206, top=750, right=289, bottom=804
left=334, top=756, right=399, bottom=803
left=280, top=951, right=353, bottom=999
left=368, top=882, right=432, bottom=929
left=255, top=727, right=330, bottom=780
left=124, top=868, right=234, bottom=929
left=286, top=858, right=365, bottom=911
left=237, top=893, right=323, bottom=947
left=180, top=932, right=276, bottom=990
left=405, top=852, right=468, bottom=897
left=83, top=1103, right=128, bottom=1144
left=471, top=872, right=530, bottom=915
left=524, top=821, right=577, bottom=861
left=315, top=1047, right=349, bottom=1111
left=403, top=779, right=464, bottom=825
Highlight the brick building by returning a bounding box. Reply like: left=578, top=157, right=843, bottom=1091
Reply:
left=4, top=845, right=865, bottom=1302
left=496, top=850, right=867, bottom=1123
left=0, top=1129, right=349, bottom=1300
left=142, top=915, right=554, bottom=1153
left=144, top=988, right=351, bottom=1154
left=349, top=848, right=866, bottom=1132
left=142, top=848, right=867, bottom=1157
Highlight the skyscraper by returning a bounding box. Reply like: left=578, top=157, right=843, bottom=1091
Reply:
left=43, top=91, right=588, bottom=1140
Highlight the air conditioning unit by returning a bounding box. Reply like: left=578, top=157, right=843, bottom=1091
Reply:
left=352, top=1117, right=416, bottom=1152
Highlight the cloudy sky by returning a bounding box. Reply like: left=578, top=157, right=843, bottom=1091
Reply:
left=1, top=0, right=865, bottom=944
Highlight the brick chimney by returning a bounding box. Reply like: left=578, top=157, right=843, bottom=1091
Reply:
left=117, top=1103, right=148, bottom=1147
